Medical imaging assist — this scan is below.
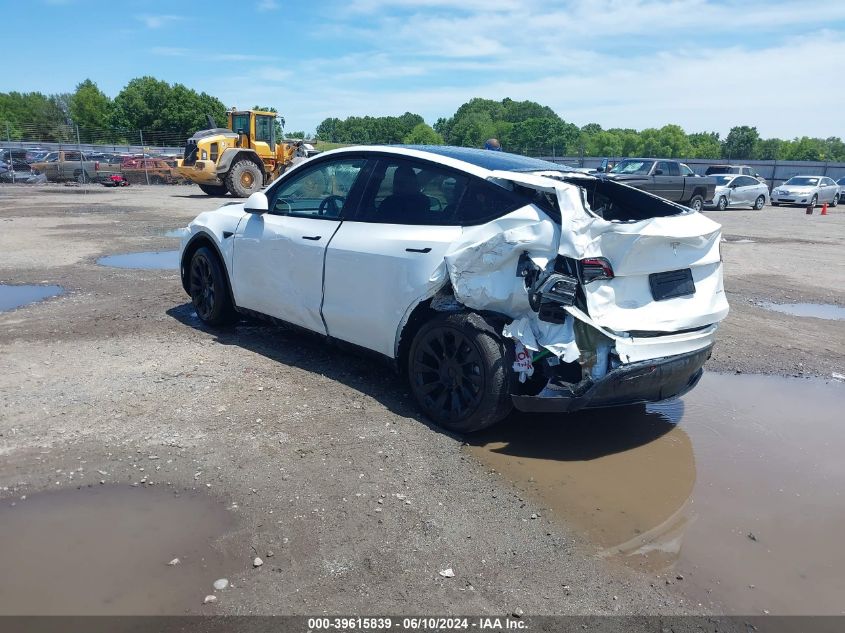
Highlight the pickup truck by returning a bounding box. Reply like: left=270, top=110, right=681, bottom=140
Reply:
left=30, top=150, right=115, bottom=183
left=601, top=158, right=716, bottom=211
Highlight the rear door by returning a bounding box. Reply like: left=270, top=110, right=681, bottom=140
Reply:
left=231, top=156, right=368, bottom=333
left=323, top=156, right=524, bottom=357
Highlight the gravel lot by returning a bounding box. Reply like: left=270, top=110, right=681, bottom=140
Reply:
left=0, top=184, right=842, bottom=616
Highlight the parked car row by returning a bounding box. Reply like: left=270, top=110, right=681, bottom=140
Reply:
left=593, top=157, right=842, bottom=209
left=0, top=148, right=189, bottom=185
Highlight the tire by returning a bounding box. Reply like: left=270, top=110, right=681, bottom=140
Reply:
left=686, top=195, right=704, bottom=212
left=717, top=196, right=728, bottom=211
left=408, top=313, right=512, bottom=433
left=753, top=195, right=766, bottom=210
left=74, top=170, right=89, bottom=184
left=188, top=246, right=238, bottom=326
left=198, top=183, right=229, bottom=196
left=832, top=194, right=839, bottom=208
left=150, top=175, right=165, bottom=185
left=810, top=194, right=818, bottom=207
left=226, top=160, right=263, bottom=198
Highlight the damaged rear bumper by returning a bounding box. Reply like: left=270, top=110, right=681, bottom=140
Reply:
left=511, top=345, right=713, bottom=413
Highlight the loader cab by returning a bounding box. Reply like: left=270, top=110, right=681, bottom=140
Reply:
left=227, top=110, right=276, bottom=154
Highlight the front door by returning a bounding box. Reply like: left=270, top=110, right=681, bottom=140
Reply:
left=231, top=156, right=368, bottom=333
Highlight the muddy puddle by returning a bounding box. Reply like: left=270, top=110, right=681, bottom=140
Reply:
left=467, top=373, right=845, bottom=614
left=0, top=283, right=63, bottom=312
left=97, top=250, right=179, bottom=270
left=756, top=301, right=845, bottom=321
left=0, top=485, right=236, bottom=614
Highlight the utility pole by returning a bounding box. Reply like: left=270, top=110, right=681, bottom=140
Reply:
left=76, top=124, right=85, bottom=186
left=139, top=130, right=150, bottom=185
left=6, top=122, right=15, bottom=184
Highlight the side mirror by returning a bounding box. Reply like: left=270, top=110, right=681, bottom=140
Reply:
left=244, top=191, right=269, bottom=214
left=653, top=169, right=663, bottom=176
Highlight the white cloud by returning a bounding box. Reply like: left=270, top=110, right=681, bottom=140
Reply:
left=135, top=14, right=183, bottom=29
left=257, top=0, right=279, bottom=11
left=193, top=1, right=845, bottom=138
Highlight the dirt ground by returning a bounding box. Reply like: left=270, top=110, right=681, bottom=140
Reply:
left=0, top=184, right=843, bottom=616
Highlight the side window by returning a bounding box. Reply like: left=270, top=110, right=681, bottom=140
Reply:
left=64, top=151, right=80, bottom=161
left=736, top=177, right=754, bottom=187
left=667, top=162, right=680, bottom=176
left=654, top=161, right=671, bottom=175
left=255, top=116, right=273, bottom=143
left=356, top=158, right=469, bottom=226
left=679, top=163, right=694, bottom=177
left=269, top=158, right=367, bottom=219
left=457, top=179, right=525, bottom=225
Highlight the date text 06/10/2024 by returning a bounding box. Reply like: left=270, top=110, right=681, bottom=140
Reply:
left=306, top=617, right=528, bottom=631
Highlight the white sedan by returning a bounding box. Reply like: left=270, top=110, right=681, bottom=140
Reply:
left=179, top=146, right=729, bottom=432
left=771, top=175, right=840, bottom=207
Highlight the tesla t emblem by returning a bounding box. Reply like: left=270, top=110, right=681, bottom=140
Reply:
left=671, top=241, right=680, bottom=255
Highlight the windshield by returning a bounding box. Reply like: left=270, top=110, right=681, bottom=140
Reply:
left=714, top=175, right=733, bottom=186
left=784, top=177, right=819, bottom=186
left=609, top=159, right=654, bottom=175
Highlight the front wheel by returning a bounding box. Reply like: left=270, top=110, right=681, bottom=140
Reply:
left=226, top=160, right=263, bottom=197
left=687, top=195, right=704, bottom=212
left=198, top=183, right=228, bottom=196
left=189, top=247, right=238, bottom=326
left=717, top=196, right=728, bottom=211
left=810, top=195, right=818, bottom=207
left=753, top=195, right=766, bottom=210
left=408, top=313, right=512, bottom=433
left=831, top=194, right=839, bottom=208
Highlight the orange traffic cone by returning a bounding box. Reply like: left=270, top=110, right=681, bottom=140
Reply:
left=821, top=203, right=828, bottom=215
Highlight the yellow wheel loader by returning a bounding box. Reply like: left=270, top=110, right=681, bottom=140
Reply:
left=177, top=109, right=301, bottom=197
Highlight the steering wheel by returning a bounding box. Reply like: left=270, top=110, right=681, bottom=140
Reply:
left=318, top=195, right=346, bottom=217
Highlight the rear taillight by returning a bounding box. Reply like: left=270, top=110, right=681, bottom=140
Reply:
left=94, top=161, right=100, bottom=171
left=580, top=257, right=614, bottom=283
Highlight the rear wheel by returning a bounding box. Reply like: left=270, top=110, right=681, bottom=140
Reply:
left=198, top=183, right=228, bottom=196
left=810, top=194, right=818, bottom=207
left=188, top=247, right=237, bottom=326
left=832, top=194, right=839, bottom=207
left=226, top=160, right=263, bottom=198
left=717, top=196, right=728, bottom=211
left=74, top=170, right=89, bottom=184
left=687, top=195, right=704, bottom=212
left=408, top=313, right=512, bottom=433
left=753, top=195, right=766, bottom=210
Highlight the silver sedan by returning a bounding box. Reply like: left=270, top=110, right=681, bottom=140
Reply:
left=705, top=174, right=770, bottom=210
left=771, top=175, right=840, bottom=207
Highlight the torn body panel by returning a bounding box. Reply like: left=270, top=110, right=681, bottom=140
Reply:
left=437, top=171, right=728, bottom=409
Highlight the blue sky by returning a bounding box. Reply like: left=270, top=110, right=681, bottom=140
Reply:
left=4, top=0, right=845, bottom=138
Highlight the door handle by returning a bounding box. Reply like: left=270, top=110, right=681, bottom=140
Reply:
left=301, top=235, right=321, bottom=241
left=406, top=247, right=432, bottom=253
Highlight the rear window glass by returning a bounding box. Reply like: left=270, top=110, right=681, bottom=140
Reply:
left=457, top=179, right=526, bottom=225
left=357, top=158, right=469, bottom=226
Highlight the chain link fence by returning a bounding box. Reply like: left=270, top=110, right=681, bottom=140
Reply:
left=3, top=122, right=845, bottom=190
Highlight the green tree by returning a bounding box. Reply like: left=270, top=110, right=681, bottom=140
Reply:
left=687, top=132, right=721, bottom=158
left=782, top=136, right=826, bottom=161
left=722, top=125, right=760, bottom=160
left=404, top=123, right=444, bottom=145
left=755, top=138, right=784, bottom=160
left=69, top=79, right=113, bottom=140
left=585, top=130, right=623, bottom=157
